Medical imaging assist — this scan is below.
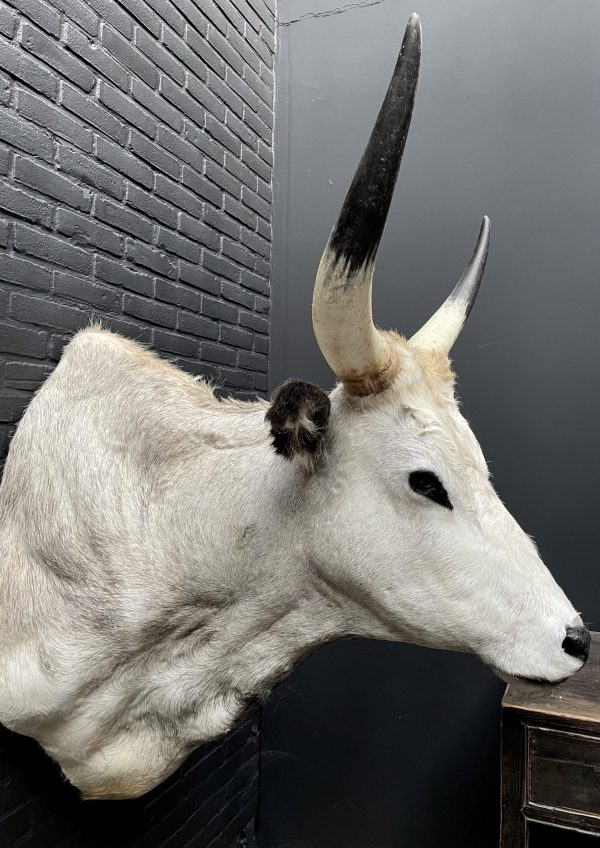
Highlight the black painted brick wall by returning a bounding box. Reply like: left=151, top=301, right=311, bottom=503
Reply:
left=0, top=0, right=275, bottom=844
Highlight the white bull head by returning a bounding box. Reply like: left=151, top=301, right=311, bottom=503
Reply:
left=0, top=13, right=587, bottom=801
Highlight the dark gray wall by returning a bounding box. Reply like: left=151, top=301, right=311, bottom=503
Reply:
left=262, top=1, right=600, bottom=846
left=0, top=0, right=274, bottom=844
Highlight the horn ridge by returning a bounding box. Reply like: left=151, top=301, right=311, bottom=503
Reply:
left=328, top=13, right=421, bottom=276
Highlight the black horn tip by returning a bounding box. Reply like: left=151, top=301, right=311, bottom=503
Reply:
left=451, top=215, right=491, bottom=319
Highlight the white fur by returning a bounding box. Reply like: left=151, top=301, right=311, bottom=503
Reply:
left=0, top=328, right=582, bottom=798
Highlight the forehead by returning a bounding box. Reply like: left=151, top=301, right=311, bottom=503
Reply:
left=383, top=345, right=489, bottom=476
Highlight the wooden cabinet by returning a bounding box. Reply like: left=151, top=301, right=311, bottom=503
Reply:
left=501, top=632, right=600, bottom=846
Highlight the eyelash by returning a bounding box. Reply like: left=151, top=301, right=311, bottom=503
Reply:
left=409, top=471, right=453, bottom=510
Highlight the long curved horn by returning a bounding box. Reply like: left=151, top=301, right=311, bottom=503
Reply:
left=312, top=14, right=421, bottom=396
left=409, top=216, right=490, bottom=353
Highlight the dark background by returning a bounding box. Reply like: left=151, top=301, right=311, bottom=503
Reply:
left=262, top=1, right=600, bottom=846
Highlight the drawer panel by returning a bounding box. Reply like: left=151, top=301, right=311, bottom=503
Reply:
left=529, top=727, right=600, bottom=816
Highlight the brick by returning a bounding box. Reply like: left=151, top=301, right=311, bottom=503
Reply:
left=222, top=239, right=255, bottom=271
left=242, top=146, right=270, bottom=181
left=244, top=105, right=271, bottom=143
left=18, top=89, right=92, bottom=152
left=183, top=120, right=222, bottom=165
left=85, top=0, right=131, bottom=37
left=156, top=227, right=199, bottom=263
left=144, top=0, right=184, bottom=35
left=222, top=279, right=253, bottom=307
left=0, top=253, right=50, bottom=291
left=7, top=0, right=59, bottom=35
left=62, top=84, right=127, bottom=145
left=226, top=110, right=257, bottom=150
left=226, top=26, right=260, bottom=75
left=135, top=28, right=185, bottom=85
left=126, top=239, right=177, bottom=279
left=159, top=75, right=206, bottom=126
left=220, top=366, right=253, bottom=389
left=101, top=23, right=157, bottom=88
left=21, top=24, right=95, bottom=92
left=157, top=126, right=204, bottom=173
left=254, top=334, right=268, bottom=354
left=193, top=0, right=230, bottom=36
left=207, top=27, right=244, bottom=76
left=182, top=167, right=221, bottom=207
left=58, top=143, right=125, bottom=200
left=132, top=78, right=181, bottom=132
left=154, top=327, right=197, bottom=357
left=177, top=309, right=218, bottom=339
left=95, top=255, right=153, bottom=296
left=207, top=70, right=244, bottom=118
left=94, top=196, right=153, bottom=242
left=91, top=312, right=152, bottom=343
left=0, top=40, right=56, bottom=98
left=238, top=349, right=267, bottom=372
left=241, top=227, right=270, bottom=260
left=0, top=143, right=8, bottom=175
left=0, top=181, right=52, bottom=227
left=56, top=208, right=123, bottom=256
left=220, top=324, right=252, bottom=350
left=0, top=318, right=46, bottom=355
left=0, top=3, right=16, bottom=37
left=176, top=357, right=218, bottom=379
left=15, top=156, right=92, bottom=212
left=202, top=341, right=235, bottom=365
left=244, top=26, right=273, bottom=71
left=240, top=267, right=269, bottom=295
left=224, top=194, right=256, bottom=229
left=53, top=271, right=121, bottom=311
left=118, top=0, right=160, bottom=37
left=179, top=212, right=219, bottom=251
left=96, top=136, right=153, bottom=188
left=11, top=291, right=88, bottom=331
left=254, top=294, right=269, bottom=314
left=257, top=176, right=273, bottom=203
left=204, top=205, right=239, bottom=241
left=162, top=25, right=207, bottom=83
left=5, top=359, right=52, bottom=390
left=64, top=23, right=129, bottom=91
left=225, top=152, right=257, bottom=191
left=173, top=0, right=209, bottom=35
left=186, top=26, right=225, bottom=78
left=126, top=184, right=177, bottom=228
left=203, top=250, right=239, bottom=283
left=155, top=277, right=199, bottom=311
left=0, top=391, right=29, bottom=421
left=99, top=82, right=156, bottom=137
left=206, top=114, right=241, bottom=156
left=123, top=292, right=175, bottom=327
left=130, top=131, right=180, bottom=179
left=155, top=175, right=201, bottom=217
left=202, top=296, right=237, bottom=324
left=179, top=262, right=220, bottom=294
left=204, top=160, right=240, bottom=200
left=239, top=309, right=267, bottom=334
left=52, top=0, right=98, bottom=36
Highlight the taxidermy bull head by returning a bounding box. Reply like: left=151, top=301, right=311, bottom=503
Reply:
left=0, top=14, right=588, bottom=799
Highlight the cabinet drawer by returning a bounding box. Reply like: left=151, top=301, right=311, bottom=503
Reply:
left=528, top=727, right=600, bottom=817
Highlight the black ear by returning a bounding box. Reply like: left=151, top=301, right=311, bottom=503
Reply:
left=265, top=379, right=331, bottom=464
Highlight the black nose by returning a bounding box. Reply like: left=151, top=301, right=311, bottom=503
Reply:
left=562, top=625, right=591, bottom=663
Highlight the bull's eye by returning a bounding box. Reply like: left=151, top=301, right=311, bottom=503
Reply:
left=409, top=471, right=453, bottom=510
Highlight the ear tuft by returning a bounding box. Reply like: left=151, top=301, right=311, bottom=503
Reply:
left=265, top=379, right=331, bottom=465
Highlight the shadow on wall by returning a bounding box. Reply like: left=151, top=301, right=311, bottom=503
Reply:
left=0, top=715, right=260, bottom=848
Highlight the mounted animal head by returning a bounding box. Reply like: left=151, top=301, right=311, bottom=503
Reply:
left=269, top=13, right=588, bottom=682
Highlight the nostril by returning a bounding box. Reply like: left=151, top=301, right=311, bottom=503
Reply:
left=562, top=625, right=591, bottom=663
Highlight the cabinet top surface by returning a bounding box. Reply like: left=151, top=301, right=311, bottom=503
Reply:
left=502, top=632, right=600, bottom=723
